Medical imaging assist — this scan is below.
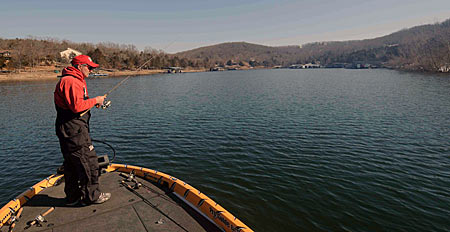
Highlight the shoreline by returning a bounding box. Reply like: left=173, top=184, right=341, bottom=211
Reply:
left=1, top=66, right=447, bottom=83
left=0, top=67, right=208, bottom=83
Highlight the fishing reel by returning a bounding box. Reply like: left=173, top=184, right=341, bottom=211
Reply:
left=101, top=100, right=111, bottom=109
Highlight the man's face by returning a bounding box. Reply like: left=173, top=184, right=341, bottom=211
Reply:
left=79, top=64, right=93, bottom=77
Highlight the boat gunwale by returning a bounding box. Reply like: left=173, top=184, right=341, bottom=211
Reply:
left=0, top=163, right=252, bottom=232
left=0, top=174, right=63, bottom=228
left=107, top=163, right=251, bottom=232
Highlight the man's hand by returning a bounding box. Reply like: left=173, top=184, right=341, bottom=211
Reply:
left=95, top=95, right=107, bottom=108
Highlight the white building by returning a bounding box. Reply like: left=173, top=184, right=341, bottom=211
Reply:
left=60, top=48, right=82, bottom=61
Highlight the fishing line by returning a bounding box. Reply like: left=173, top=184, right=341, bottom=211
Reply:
left=79, top=57, right=152, bottom=117
left=87, top=39, right=178, bottom=164
left=80, top=39, right=178, bottom=117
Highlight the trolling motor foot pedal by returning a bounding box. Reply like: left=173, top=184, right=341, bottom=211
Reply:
left=98, top=155, right=110, bottom=176
left=98, top=155, right=110, bottom=169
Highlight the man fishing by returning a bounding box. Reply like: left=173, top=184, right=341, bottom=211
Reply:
left=54, top=55, right=111, bottom=206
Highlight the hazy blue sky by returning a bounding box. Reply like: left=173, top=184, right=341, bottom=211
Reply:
left=2, top=0, right=450, bottom=53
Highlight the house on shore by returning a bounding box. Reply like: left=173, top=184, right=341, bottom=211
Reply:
left=0, top=50, right=11, bottom=58
left=60, top=48, right=82, bottom=61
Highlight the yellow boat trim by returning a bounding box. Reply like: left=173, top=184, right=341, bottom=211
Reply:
left=0, top=164, right=253, bottom=232
left=0, top=174, right=63, bottom=228
left=106, top=163, right=252, bottom=232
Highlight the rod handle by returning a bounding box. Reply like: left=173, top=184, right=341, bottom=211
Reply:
left=8, top=207, right=23, bottom=231
left=41, top=207, right=55, bottom=217
left=16, top=208, right=23, bottom=218
left=80, top=109, right=90, bottom=117
left=120, top=173, right=129, bottom=178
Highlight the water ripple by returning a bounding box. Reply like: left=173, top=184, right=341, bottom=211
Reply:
left=1, top=70, right=449, bottom=231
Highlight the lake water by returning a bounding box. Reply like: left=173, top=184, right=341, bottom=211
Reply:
left=0, top=69, right=449, bottom=231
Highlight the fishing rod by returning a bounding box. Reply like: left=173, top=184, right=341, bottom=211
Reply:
left=80, top=39, right=178, bottom=117
left=79, top=57, right=154, bottom=117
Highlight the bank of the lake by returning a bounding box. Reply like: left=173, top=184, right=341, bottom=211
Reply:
left=0, top=66, right=208, bottom=82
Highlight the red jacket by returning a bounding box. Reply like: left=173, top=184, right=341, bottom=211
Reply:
left=54, top=67, right=97, bottom=113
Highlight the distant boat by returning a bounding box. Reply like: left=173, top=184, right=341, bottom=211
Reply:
left=166, top=67, right=183, bottom=73
left=210, top=67, right=224, bottom=71
left=89, top=73, right=109, bottom=78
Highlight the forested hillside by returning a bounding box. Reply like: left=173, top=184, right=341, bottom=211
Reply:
left=1, top=19, right=449, bottom=73
left=0, top=39, right=197, bottom=71
left=177, top=19, right=450, bottom=72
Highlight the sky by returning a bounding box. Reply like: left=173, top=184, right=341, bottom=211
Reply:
left=2, top=0, right=450, bottom=53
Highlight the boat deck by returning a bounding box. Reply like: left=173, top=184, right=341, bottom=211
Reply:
left=9, top=171, right=220, bottom=232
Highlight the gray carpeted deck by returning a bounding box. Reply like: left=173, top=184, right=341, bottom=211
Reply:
left=10, top=171, right=220, bottom=232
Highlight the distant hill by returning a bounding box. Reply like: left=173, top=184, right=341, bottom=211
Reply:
left=1, top=19, right=449, bottom=73
left=176, top=42, right=278, bottom=62
left=176, top=18, right=450, bottom=72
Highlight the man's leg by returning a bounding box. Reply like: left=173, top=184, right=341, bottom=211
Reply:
left=78, top=146, right=101, bottom=203
left=63, top=153, right=82, bottom=203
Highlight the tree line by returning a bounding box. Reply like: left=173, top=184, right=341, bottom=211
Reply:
left=1, top=18, right=450, bottom=72
left=0, top=37, right=200, bottom=71
left=176, top=19, right=450, bottom=72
